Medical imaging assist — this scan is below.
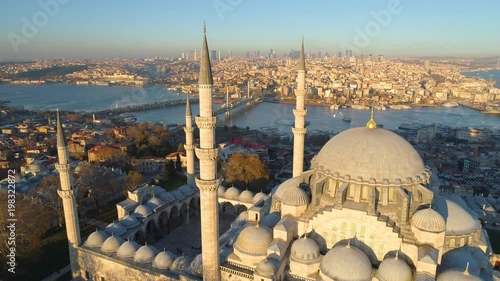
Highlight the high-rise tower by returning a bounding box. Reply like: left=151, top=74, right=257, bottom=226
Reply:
left=55, top=110, right=81, bottom=278
left=292, top=39, right=308, bottom=177
left=184, top=95, right=195, bottom=187
left=194, top=25, right=221, bottom=281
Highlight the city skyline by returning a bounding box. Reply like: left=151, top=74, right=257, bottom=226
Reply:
left=1, top=0, right=500, bottom=60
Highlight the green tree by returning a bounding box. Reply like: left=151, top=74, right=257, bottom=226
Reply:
left=36, top=175, right=64, bottom=227
left=175, top=154, right=182, bottom=173
left=162, top=160, right=176, bottom=182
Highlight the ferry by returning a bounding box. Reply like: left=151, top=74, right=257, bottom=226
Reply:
left=389, top=104, right=411, bottom=110
left=342, top=117, right=351, bottom=123
left=442, top=101, right=459, bottom=108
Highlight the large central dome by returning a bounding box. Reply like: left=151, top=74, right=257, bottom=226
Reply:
left=312, top=127, right=427, bottom=185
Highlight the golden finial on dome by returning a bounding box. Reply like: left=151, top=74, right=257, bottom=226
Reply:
left=366, top=106, right=377, bottom=129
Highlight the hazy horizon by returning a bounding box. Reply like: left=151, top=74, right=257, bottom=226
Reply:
left=1, top=0, right=500, bottom=61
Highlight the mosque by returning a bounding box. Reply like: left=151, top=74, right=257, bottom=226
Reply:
left=55, top=26, right=497, bottom=280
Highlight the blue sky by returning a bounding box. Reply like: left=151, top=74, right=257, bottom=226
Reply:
left=0, top=0, right=499, bottom=60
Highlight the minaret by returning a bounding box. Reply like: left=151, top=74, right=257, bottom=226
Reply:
left=292, top=38, right=308, bottom=177
left=184, top=95, right=195, bottom=187
left=55, top=109, right=81, bottom=278
left=194, top=24, right=221, bottom=281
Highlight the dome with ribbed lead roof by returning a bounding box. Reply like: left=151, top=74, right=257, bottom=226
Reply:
left=101, top=234, right=124, bottom=253
left=234, top=224, right=272, bottom=256
left=290, top=236, right=321, bottom=262
left=133, top=244, right=158, bottom=263
left=255, top=259, right=277, bottom=277
left=152, top=249, right=176, bottom=270
left=410, top=207, right=446, bottom=233
left=239, top=190, right=254, bottom=202
left=84, top=230, right=108, bottom=248
left=376, top=253, right=412, bottom=281
left=320, top=243, right=372, bottom=281
left=116, top=239, right=140, bottom=258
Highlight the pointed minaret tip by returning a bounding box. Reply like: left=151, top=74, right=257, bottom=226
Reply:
left=56, top=109, right=66, bottom=147
left=366, top=106, right=377, bottom=129
left=298, top=37, right=306, bottom=71
left=199, top=23, right=213, bottom=85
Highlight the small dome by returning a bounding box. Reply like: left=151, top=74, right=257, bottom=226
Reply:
left=291, top=237, right=321, bottom=262
left=188, top=254, right=203, bottom=277
left=119, top=215, right=140, bottom=229
left=146, top=196, right=165, bottom=210
left=255, top=259, right=277, bottom=277
left=377, top=254, right=412, bottom=281
left=234, top=224, right=273, bottom=256
left=85, top=230, right=108, bottom=248
left=133, top=244, right=158, bottom=263
left=239, top=190, right=254, bottom=202
left=320, top=244, right=372, bottom=281
left=253, top=192, right=268, bottom=204
left=101, top=235, right=125, bottom=253
left=171, top=190, right=185, bottom=201
left=171, top=256, right=193, bottom=274
left=225, top=186, right=241, bottom=199
left=134, top=204, right=153, bottom=219
left=116, top=239, right=140, bottom=258
left=105, top=221, right=127, bottom=236
left=282, top=186, right=309, bottom=206
left=159, top=192, right=175, bottom=204
left=218, top=185, right=226, bottom=197
left=261, top=212, right=281, bottom=228
left=437, top=269, right=483, bottom=281
left=411, top=207, right=446, bottom=233
left=180, top=184, right=194, bottom=195
left=152, top=250, right=176, bottom=270
left=274, top=177, right=301, bottom=201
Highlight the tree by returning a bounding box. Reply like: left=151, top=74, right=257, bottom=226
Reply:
left=126, top=171, right=143, bottom=191
left=222, top=153, right=269, bottom=192
left=104, top=151, right=132, bottom=172
left=36, top=175, right=64, bottom=227
left=175, top=154, right=182, bottom=173
left=177, top=143, right=185, bottom=153
left=162, top=160, right=176, bottom=182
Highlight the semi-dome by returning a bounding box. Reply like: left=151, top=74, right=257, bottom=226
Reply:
left=253, top=191, right=268, bottom=204
left=274, top=177, right=301, bottom=201
left=119, top=215, right=140, bottom=229
left=320, top=244, right=372, bottom=281
left=116, top=239, right=140, bottom=258
left=101, top=234, right=125, bottom=253
left=146, top=196, right=165, bottom=210
left=134, top=204, right=152, bottom=218
left=239, top=190, right=254, bottom=202
left=281, top=186, right=309, bottom=206
left=255, top=259, right=277, bottom=277
left=218, top=185, right=226, bottom=197
left=437, top=269, right=483, bottom=281
left=234, top=224, right=272, bottom=256
left=133, top=244, right=158, bottom=263
left=225, top=186, right=241, bottom=199
left=105, top=221, right=127, bottom=236
left=180, top=184, right=194, bottom=195
left=291, top=237, right=321, bottom=262
left=158, top=191, right=175, bottom=204
left=434, top=196, right=481, bottom=236
left=152, top=250, right=176, bottom=270
left=410, top=207, right=446, bottom=233
left=85, top=230, right=108, bottom=248
left=312, top=127, right=427, bottom=185
left=376, top=254, right=412, bottom=281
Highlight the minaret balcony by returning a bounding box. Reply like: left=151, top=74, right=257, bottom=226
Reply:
left=293, top=109, right=308, bottom=118
left=195, top=176, right=221, bottom=192
left=195, top=146, right=219, bottom=161
left=195, top=116, right=217, bottom=129
left=292, top=127, right=307, bottom=136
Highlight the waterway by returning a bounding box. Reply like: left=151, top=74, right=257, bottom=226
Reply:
left=0, top=84, right=498, bottom=133
left=462, top=69, right=500, bottom=88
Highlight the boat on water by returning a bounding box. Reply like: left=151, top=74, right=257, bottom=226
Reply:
left=342, top=117, right=351, bottom=122
left=442, top=101, right=459, bottom=108
left=351, top=104, right=369, bottom=110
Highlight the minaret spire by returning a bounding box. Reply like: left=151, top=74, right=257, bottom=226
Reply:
left=194, top=24, right=221, bottom=281
left=366, top=106, right=377, bottom=129
left=184, top=95, right=195, bottom=187
left=292, top=38, right=308, bottom=177
left=55, top=109, right=81, bottom=279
